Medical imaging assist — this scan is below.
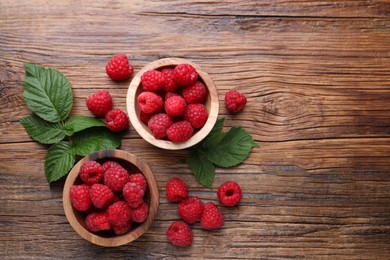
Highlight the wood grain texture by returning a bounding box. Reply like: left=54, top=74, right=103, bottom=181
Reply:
left=1, top=0, right=390, bottom=259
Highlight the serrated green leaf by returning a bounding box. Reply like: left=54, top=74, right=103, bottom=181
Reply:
left=188, top=149, right=215, bottom=189
left=23, top=63, right=73, bottom=123
left=63, top=115, right=105, bottom=136
left=44, top=141, right=75, bottom=183
left=19, top=115, right=66, bottom=144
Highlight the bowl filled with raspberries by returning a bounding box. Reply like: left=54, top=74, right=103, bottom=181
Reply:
left=126, top=58, right=219, bottom=150
left=62, top=149, right=159, bottom=247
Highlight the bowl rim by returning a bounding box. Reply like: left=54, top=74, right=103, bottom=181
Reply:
left=126, top=58, right=219, bottom=150
left=62, top=149, right=159, bottom=247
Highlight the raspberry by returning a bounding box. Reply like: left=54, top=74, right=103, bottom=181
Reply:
left=147, top=113, right=173, bottom=139
left=69, top=184, right=92, bottom=212
left=105, top=53, right=133, bottom=81
left=161, top=68, right=179, bottom=92
left=112, top=221, right=132, bottom=235
left=104, top=165, right=130, bottom=191
left=166, top=221, right=193, bottom=247
left=178, top=196, right=204, bottom=224
left=140, top=111, right=152, bottom=125
left=86, top=90, right=113, bottom=117
left=217, top=181, right=242, bottom=207
left=184, top=103, right=208, bottom=129
left=107, top=201, right=132, bottom=226
left=182, top=81, right=207, bottom=104
left=137, top=91, right=164, bottom=114
left=132, top=202, right=149, bottom=223
left=225, top=90, right=247, bottom=113
left=166, top=121, right=194, bottom=143
left=166, top=177, right=188, bottom=202
left=85, top=212, right=111, bottom=232
left=141, top=70, right=167, bottom=92
left=165, top=95, right=187, bottom=117
left=123, top=182, right=145, bottom=208
left=200, top=202, right=224, bottom=230
left=129, top=173, right=147, bottom=192
left=102, top=160, right=122, bottom=172
left=164, top=92, right=180, bottom=101
left=105, top=108, right=129, bottom=132
left=89, top=184, right=114, bottom=209
left=79, top=160, right=104, bottom=185
left=173, top=64, right=198, bottom=87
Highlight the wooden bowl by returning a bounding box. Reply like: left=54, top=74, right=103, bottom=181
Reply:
left=126, top=58, right=219, bottom=150
left=62, top=149, right=159, bottom=247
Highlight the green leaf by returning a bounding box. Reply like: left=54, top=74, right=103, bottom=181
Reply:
left=71, top=127, right=122, bottom=156
left=63, top=116, right=105, bottom=136
left=188, top=149, right=215, bottom=189
left=19, top=115, right=65, bottom=144
left=23, top=63, right=73, bottom=123
left=44, top=141, right=75, bottom=183
left=208, top=117, right=225, bottom=137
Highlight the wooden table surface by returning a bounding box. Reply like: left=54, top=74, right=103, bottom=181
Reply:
left=1, top=1, right=390, bottom=259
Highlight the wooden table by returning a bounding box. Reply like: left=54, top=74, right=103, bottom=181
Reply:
left=1, top=1, right=390, bottom=259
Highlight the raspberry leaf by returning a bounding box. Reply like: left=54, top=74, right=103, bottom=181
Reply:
left=45, top=141, right=75, bottom=183
left=188, top=149, right=215, bottom=189
left=23, top=63, right=73, bottom=123
left=63, top=116, right=106, bottom=136
left=208, top=117, right=225, bottom=137
left=19, top=115, right=66, bottom=144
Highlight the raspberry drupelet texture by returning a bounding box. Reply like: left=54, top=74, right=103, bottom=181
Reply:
left=184, top=103, right=208, bottom=129
left=107, top=201, right=132, bottom=227
left=217, top=181, right=242, bottom=207
left=166, top=177, right=188, bottom=202
left=178, top=196, right=204, bottom=224
left=86, top=90, right=113, bottom=117
left=79, top=160, right=105, bottom=185
left=224, top=89, right=247, bottom=113
left=137, top=91, right=164, bottom=114
left=161, top=68, right=179, bottom=93
left=166, top=221, right=193, bottom=247
left=147, top=113, right=173, bottom=139
left=123, top=182, right=145, bottom=208
left=182, top=81, right=207, bottom=104
left=69, top=184, right=92, bottom=212
left=139, top=111, right=152, bottom=125
left=105, top=108, right=129, bottom=132
left=112, top=221, right=132, bottom=235
left=166, top=121, right=194, bottom=143
left=173, top=64, right=198, bottom=87
left=141, top=70, right=167, bottom=92
left=165, top=95, right=187, bottom=117
left=200, top=202, right=224, bottom=230
left=101, top=160, right=122, bottom=172
left=89, top=183, right=114, bottom=209
left=85, top=212, right=111, bottom=232
left=132, top=202, right=149, bottom=223
left=105, top=53, right=134, bottom=81
left=104, top=165, right=130, bottom=192
left=129, top=173, right=147, bottom=192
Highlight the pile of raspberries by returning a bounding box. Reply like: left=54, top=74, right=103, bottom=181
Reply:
left=69, top=160, right=149, bottom=236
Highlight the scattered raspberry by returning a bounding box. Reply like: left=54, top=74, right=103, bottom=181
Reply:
left=161, top=68, right=179, bottom=92
left=178, top=196, right=204, bottom=224
left=166, top=221, right=193, bottom=247
left=107, top=201, right=132, bottom=226
left=217, top=181, right=242, bottom=207
left=173, top=64, right=198, bottom=87
left=102, top=160, right=122, bottom=172
left=140, top=111, right=152, bottom=125
left=105, top=108, right=129, bottom=132
left=85, top=212, right=111, bottom=232
left=225, top=89, right=247, bottom=113
left=183, top=103, right=208, bottom=129
left=69, top=184, right=92, bottom=212
left=129, top=173, right=147, bottom=192
left=166, top=121, right=194, bottom=143
left=89, top=183, right=114, bottom=209
left=182, top=81, right=207, bottom=104
left=166, top=177, right=188, bottom=202
left=165, top=95, right=187, bottom=117
left=123, top=182, right=145, bottom=208
left=147, top=113, right=173, bottom=139
left=106, top=53, right=133, bottom=81
left=200, top=202, right=224, bottom=230
left=112, top=221, right=132, bottom=235
left=137, top=91, right=164, bottom=114
left=79, top=160, right=104, bottom=185
left=132, top=202, right=149, bottom=223
left=85, top=90, right=113, bottom=117
left=104, top=165, right=130, bottom=192
left=141, top=70, right=167, bottom=92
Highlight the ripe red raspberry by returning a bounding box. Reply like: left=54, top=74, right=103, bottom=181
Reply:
left=147, top=113, right=173, bottom=139
left=165, top=95, right=187, bottom=117
left=104, top=165, right=129, bottom=191
left=137, top=91, right=164, bottom=114
left=102, top=160, right=122, bottom=172
left=182, top=81, right=207, bottom=104
left=166, top=221, right=193, bottom=247
left=112, top=221, right=132, bottom=235
left=141, top=70, right=167, bottom=92
left=166, top=177, right=188, bottom=202
left=69, top=184, right=92, bottom=212
left=106, top=53, right=133, bottom=81
left=161, top=68, right=179, bottom=92
left=132, top=202, right=149, bottom=223
left=217, top=181, right=242, bottom=206
left=140, top=111, right=152, bottom=125
left=164, top=92, right=179, bottom=101
left=107, top=201, right=132, bottom=226
left=173, top=64, right=198, bottom=87
left=123, top=182, right=145, bottom=208
left=184, top=103, right=208, bottom=129
left=178, top=196, right=204, bottom=224
left=89, top=183, right=114, bottom=209
left=225, top=90, right=247, bottom=113
left=166, top=121, right=194, bottom=143
left=85, top=212, right=111, bottom=232
left=79, top=160, right=104, bottom=185
left=105, top=108, right=129, bottom=132
left=129, top=173, right=147, bottom=192
left=86, top=90, right=113, bottom=117
left=200, top=202, right=224, bottom=230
